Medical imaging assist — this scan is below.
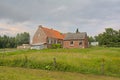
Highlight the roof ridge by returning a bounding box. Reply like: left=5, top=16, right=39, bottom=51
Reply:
left=41, top=26, right=60, bottom=32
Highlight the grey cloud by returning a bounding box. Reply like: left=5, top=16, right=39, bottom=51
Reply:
left=0, top=3, right=29, bottom=22
left=0, top=28, right=10, bottom=31
left=1, top=0, right=120, bottom=21
left=0, top=0, right=120, bottom=36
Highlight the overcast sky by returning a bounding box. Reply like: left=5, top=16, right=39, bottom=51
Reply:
left=0, top=0, right=120, bottom=38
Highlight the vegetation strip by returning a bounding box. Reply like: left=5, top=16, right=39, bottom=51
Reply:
left=0, top=47, right=120, bottom=77
left=0, top=66, right=120, bottom=80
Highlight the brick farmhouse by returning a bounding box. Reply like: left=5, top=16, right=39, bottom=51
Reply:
left=32, top=25, right=88, bottom=49
left=32, top=25, right=64, bottom=49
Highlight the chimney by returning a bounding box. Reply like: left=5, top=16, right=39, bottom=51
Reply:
left=39, top=25, right=42, bottom=28
left=76, top=28, right=80, bottom=33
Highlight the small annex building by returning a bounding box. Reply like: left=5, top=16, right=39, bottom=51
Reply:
left=63, top=32, right=88, bottom=48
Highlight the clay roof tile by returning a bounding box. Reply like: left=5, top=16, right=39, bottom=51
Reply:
left=41, top=27, right=64, bottom=39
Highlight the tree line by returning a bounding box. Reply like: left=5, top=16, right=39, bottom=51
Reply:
left=88, top=28, right=120, bottom=47
left=0, top=32, right=30, bottom=48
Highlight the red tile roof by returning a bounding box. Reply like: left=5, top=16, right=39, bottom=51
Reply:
left=41, top=27, right=64, bottom=39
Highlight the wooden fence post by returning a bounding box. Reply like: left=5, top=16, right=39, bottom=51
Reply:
left=101, top=58, right=105, bottom=75
left=53, top=57, right=57, bottom=68
left=24, top=56, right=28, bottom=64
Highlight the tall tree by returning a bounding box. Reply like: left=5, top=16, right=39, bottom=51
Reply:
left=15, top=32, right=30, bottom=46
left=0, top=32, right=30, bottom=48
left=0, top=35, right=16, bottom=48
left=96, top=28, right=120, bottom=47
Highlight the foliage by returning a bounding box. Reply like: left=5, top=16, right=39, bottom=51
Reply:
left=15, top=32, right=30, bottom=46
left=0, top=47, right=120, bottom=77
left=90, top=28, right=120, bottom=47
left=88, top=36, right=96, bottom=44
left=106, top=42, right=120, bottom=47
left=0, top=32, right=30, bottom=48
left=51, top=44, right=62, bottom=49
left=45, top=65, right=51, bottom=70
left=0, top=35, right=16, bottom=48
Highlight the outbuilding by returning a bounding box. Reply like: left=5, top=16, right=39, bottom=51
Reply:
left=63, top=32, right=88, bottom=48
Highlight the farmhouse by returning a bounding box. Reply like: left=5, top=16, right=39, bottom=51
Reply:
left=32, top=25, right=88, bottom=49
left=63, top=32, right=88, bottom=48
left=32, top=25, right=64, bottom=49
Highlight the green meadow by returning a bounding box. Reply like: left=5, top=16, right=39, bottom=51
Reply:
left=0, top=47, right=120, bottom=78
left=0, top=66, right=120, bottom=80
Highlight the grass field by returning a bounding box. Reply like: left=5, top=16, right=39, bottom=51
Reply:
left=0, top=47, right=120, bottom=78
left=0, top=66, right=120, bottom=80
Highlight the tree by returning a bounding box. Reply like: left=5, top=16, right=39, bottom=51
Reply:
left=88, top=36, right=95, bottom=44
left=15, top=32, right=30, bottom=46
left=118, top=30, right=120, bottom=42
left=9, top=37, right=16, bottom=48
left=95, top=28, right=120, bottom=47
left=0, top=35, right=16, bottom=48
left=0, top=32, right=30, bottom=48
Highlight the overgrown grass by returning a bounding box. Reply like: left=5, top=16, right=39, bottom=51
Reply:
left=0, top=47, right=120, bottom=77
left=1, top=66, right=120, bottom=80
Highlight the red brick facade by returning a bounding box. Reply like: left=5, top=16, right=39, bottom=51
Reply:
left=32, top=26, right=47, bottom=44
left=63, top=39, right=88, bottom=48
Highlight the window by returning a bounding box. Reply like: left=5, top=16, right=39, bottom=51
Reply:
left=79, top=41, right=82, bottom=45
left=55, top=40, right=57, bottom=44
left=70, top=41, right=74, bottom=45
left=51, top=40, right=53, bottom=44
left=48, top=39, right=51, bottom=44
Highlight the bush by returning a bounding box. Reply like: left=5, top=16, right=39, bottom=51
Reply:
left=107, top=42, right=120, bottom=47
left=51, top=44, right=62, bottom=49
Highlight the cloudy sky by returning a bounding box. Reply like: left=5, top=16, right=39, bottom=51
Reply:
left=0, top=0, right=120, bottom=38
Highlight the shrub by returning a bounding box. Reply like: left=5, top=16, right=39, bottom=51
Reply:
left=107, top=42, right=120, bottom=47
left=51, top=44, right=62, bottom=49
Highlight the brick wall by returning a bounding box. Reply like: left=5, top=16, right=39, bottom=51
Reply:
left=32, top=27, right=47, bottom=44
left=63, top=40, right=85, bottom=48
left=83, top=36, right=88, bottom=48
